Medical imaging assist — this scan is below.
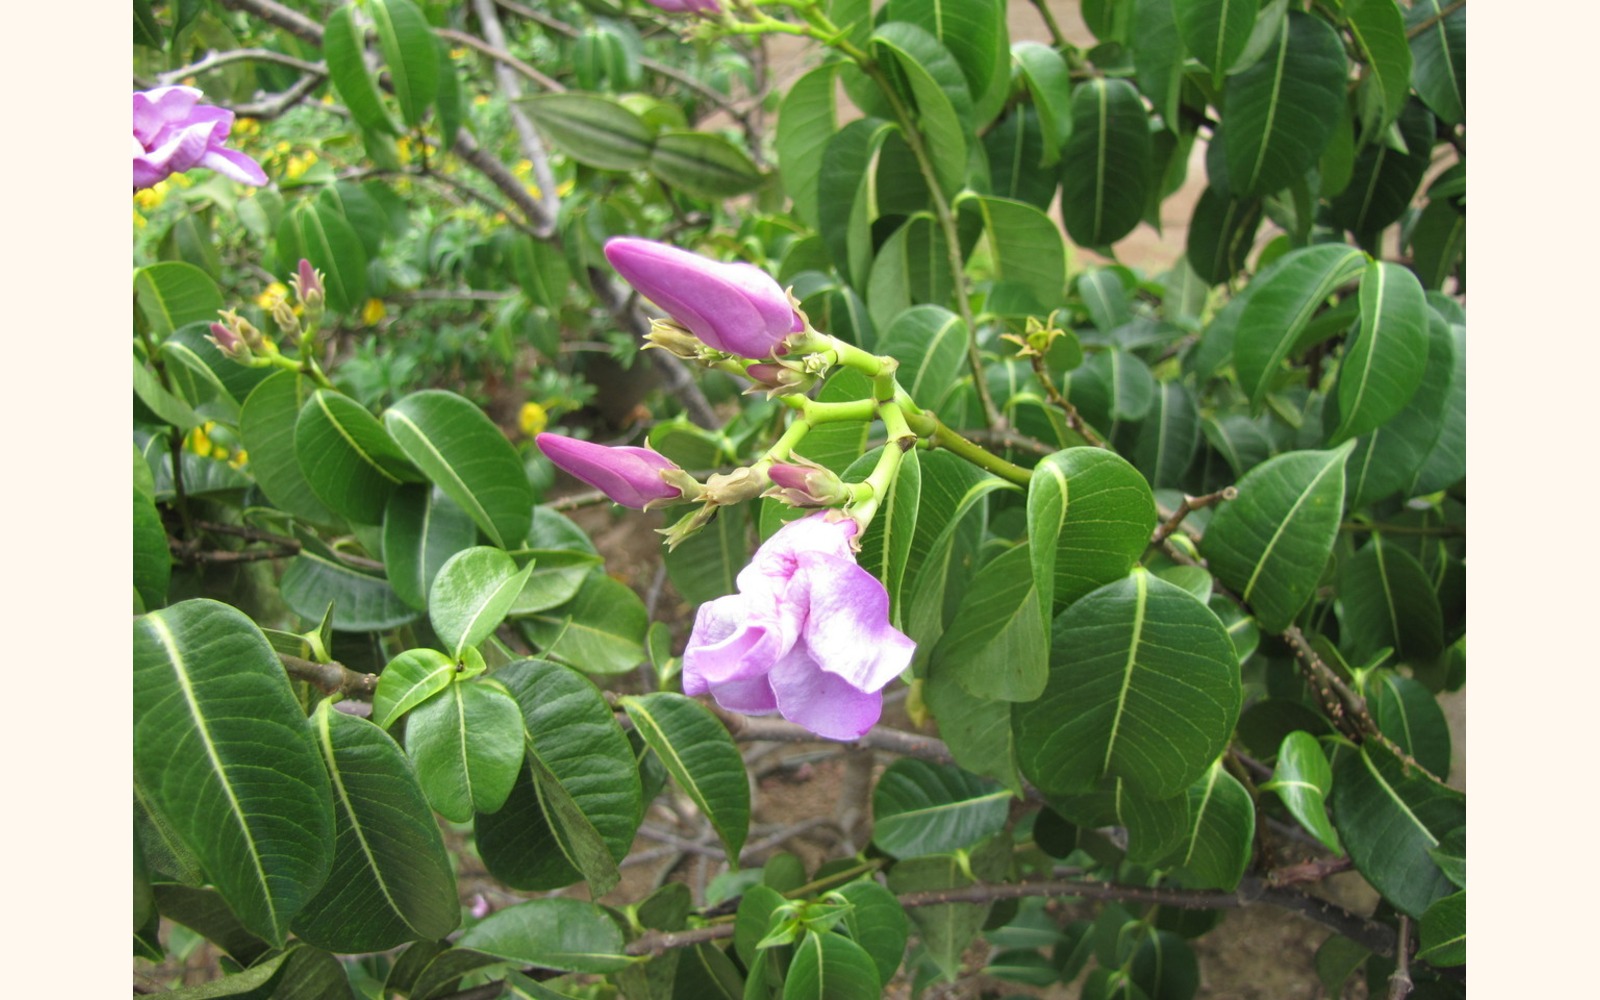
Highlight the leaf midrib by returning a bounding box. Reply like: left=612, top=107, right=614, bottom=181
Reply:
left=386, top=408, right=503, bottom=546
left=1240, top=453, right=1342, bottom=604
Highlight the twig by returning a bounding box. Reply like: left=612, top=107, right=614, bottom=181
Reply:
left=279, top=654, right=379, bottom=699
left=450, top=132, right=556, bottom=240
left=1150, top=487, right=1237, bottom=546
left=1265, top=856, right=1354, bottom=887
left=439, top=25, right=566, bottom=93
left=964, top=428, right=1056, bottom=456
left=219, top=0, right=323, bottom=46
left=1388, top=915, right=1415, bottom=999
left=169, top=540, right=298, bottom=565
left=1024, top=351, right=1106, bottom=447
left=234, top=72, right=329, bottom=121
left=718, top=713, right=955, bottom=766
left=1406, top=0, right=1465, bottom=41
left=157, top=47, right=325, bottom=85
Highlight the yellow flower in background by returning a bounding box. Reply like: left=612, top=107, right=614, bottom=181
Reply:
left=473, top=94, right=490, bottom=106
left=229, top=449, right=249, bottom=470
left=257, top=282, right=289, bottom=310
left=275, top=140, right=292, bottom=154
left=518, top=401, right=549, bottom=438
left=188, top=423, right=216, bottom=458
left=133, top=209, right=148, bottom=230
left=396, top=136, right=416, bottom=165
left=449, top=47, right=467, bottom=59
left=170, top=172, right=193, bottom=188
left=233, top=117, right=260, bottom=137
left=513, top=159, right=533, bottom=179
left=363, top=298, right=387, bottom=325
left=557, top=179, right=576, bottom=197
left=134, top=183, right=167, bottom=211
left=285, top=150, right=319, bottom=181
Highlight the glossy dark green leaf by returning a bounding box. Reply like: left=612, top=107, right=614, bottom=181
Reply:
left=432, top=36, right=464, bottom=151
left=776, top=64, right=838, bottom=230
left=884, top=0, right=1003, bottom=115
left=623, top=693, right=750, bottom=864
left=1166, top=762, right=1254, bottom=891
left=384, top=389, right=533, bottom=549
left=664, top=499, right=748, bottom=606
left=674, top=941, right=745, bottom=999
left=649, top=130, right=766, bottom=200
left=1331, top=745, right=1463, bottom=917
left=239, top=372, right=340, bottom=525
left=1132, top=382, right=1201, bottom=489
left=783, top=930, right=882, bottom=1000
left=133, top=600, right=334, bottom=946
left=818, top=118, right=896, bottom=289
left=877, top=305, right=969, bottom=417
left=1186, top=187, right=1263, bottom=285
left=1367, top=671, right=1452, bottom=779
left=1131, top=0, right=1184, bottom=131
left=1129, top=929, right=1200, bottom=1000
left=983, top=108, right=1058, bottom=209
left=370, top=649, right=456, bottom=729
left=1408, top=321, right=1465, bottom=495
left=323, top=6, right=398, bottom=137
left=521, top=92, right=656, bottom=170
left=871, top=22, right=973, bottom=198
left=428, top=547, right=535, bottom=658
left=1116, top=780, right=1190, bottom=865
left=151, top=884, right=272, bottom=967
left=1406, top=0, right=1466, bottom=125
left=922, top=669, right=1021, bottom=795
left=153, top=949, right=294, bottom=998
left=1416, top=891, right=1465, bottom=967
left=134, top=488, right=171, bottom=611
left=1259, top=731, right=1340, bottom=852
left=832, top=880, right=909, bottom=984
left=734, top=883, right=789, bottom=970
left=370, top=0, right=438, bottom=128
left=1222, top=11, right=1347, bottom=197
left=1346, top=0, right=1414, bottom=132
left=383, top=485, right=477, bottom=610
left=296, top=389, right=418, bottom=524
left=1339, top=536, right=1444, bottom=665
left=932, top=543, right=1048, bottom=702
left=865, top=215, right=952, bottom=330
left=524, top=572, right=647, bottom=674
left=1343, top=315, right=1456, bottom=507
left=1329, top=101, right=1436, bottom=239
left=456, top=898, right=631, bottom=974
left=1329, top=262, right=1430, bottom=445
left=1012, top=42, right=1073, bottom=162
left=1174, top=0, right=1255, bottom=84
left=526, top=735, right=621, bottom=897
left=957, top=193, right=1069, bottom=306
left=134, top=0, right=163, bottom=47
left=1030, top=447, right=1158, bottom=612
left=292, top=701, right=458, bottom=951
left=404, top=681, right=524, bottom=822
left=134, top=262, right=224, bottom=338
left=280, top=533, right=421, bottom=632
left=1061, top=79, right=1152, bottom=247
left=1233, top=245, right=1369, bottom=411
left=871, top=759, right=1010, bottom=859
left=277, top=201, right=368, bottom=314
left=1200, top=444, right=1352, bottom=631
left=1013, top=572, right=1241, bottom=800
left=158, top=330, right=243, bottom=425
left=272, top=945, right=358, bottom=1000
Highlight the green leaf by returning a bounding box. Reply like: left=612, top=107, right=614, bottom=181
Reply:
left=277, top=200, right=368, bottom=315
left=1031, top=447, right=1158, bottom=611
left=428, top=547, right=535, bottom=658
left=524, top=572, right=647, bottom=674
left=1185, top=186, right=1263, bottom=285
left=1116, top=781, right=1191, bottom=865
left=1329, top=100, right=1436, bottom=238
left=1012, top=42, right=1073, bottom=163
left=957, top=193, right=1069, bottom=307
left=292, top=701, right=458, bottom=952
left=296, top=389, right=418, bottom=524
left=866, top=215, right=952, bottom=329
left=134, top=488, right=171, bottom=611
left=983, top=107, right=1059, bottom=208
left=1409, top=321, right=1465, bottom=495
left=133, top=600, right=334, bottom=946
left=514, top=507, right=603, bottom=614
left=159, top=331, right=242, bottom=425
left=456, top=898, right=631, bottom=974
left=1200, top=444, right=1352, bottom=632
left=1329, top=262, right=1429, bottom=444
left=664, top=499, right=749, bottom=605
left=370, top=0, right=439, bottom=128
left=1344, top=315, right=1457, bottom=507
left=922, top=672, right=1021, bottom=795
left=1174, top=0, right=1255, bottom=85
left=1013, top=571, right=1241, bottom=800
left=1232, top=245, right=1369, bottom=411
left=871, top=759, right=1010, bottom=858
left=884, top=0, right=1003, bottom=115
left=849, top=446, right=922, bottom=628
left=134, top=262, right=223, bottom=338
left=777, top=64, right=840, bottom=229
left=1367, top=671, right=1452, bottom=779
left=649, top=130, right=765, bottom=200
left=832, top=880, right=909, bottom=984
left=383, top=485, right=478, bottom=610
left=1416, top=891, right=1465, bottom=967
left=133, top=353, right=202, bottom=431
left=1131, top=382, right=1201, bottom=489
left=384, top=389, right=534, bottom=549
left=323, top=6, right=398, bottom=137
left=1331, top=745, right=1463, bottom=917
left=1129, top=929, right=1201, bottom=1000
left=371, top=649, right=456, bottom=729
left=871, top=22, right=973, bottom=198
left=1339, top=536, right=1445, bottom=666
left=674, top=942, right=746, bottom=999
left=521, top=92, right=656, bottom=170
left=1406, top=0, right=1466, bottom=125
left=783, top=930, right=882, bottom=1000
left=734, top=883, right=789, bottom=969
left=404, top=681, right=524, bottom=822
left=153, top=949, right=294, bottom=998
left=818, top=118, right=897, bottom=289
left=1131, top=0, right=1184, bottom=132
left=877, top=306, right=970, bottom=413
left=239, top=373, right=341, bottom=525
left=931, top=544, right=1049, bottom=702
left=1260, top=731, right=1341, bottom=852
left=135, top=0, right=164, bottom=47
left=433, top=36, right=465, bottom=151
left=1061, top=79, right=1152, bottom=247
left=623, top=693, right=751, bottom=864
left=279, top=531, right=421, bottom=632
left=1222, top=11, right=1348, bottom=197
left=526, top=735, right=622, bottom=897
left=152, top=884, right=272, bottom=966
left=510, top=235, right=572, bottom=310
left=477, top=659, right=642, bottom=889
left=1345, top=0, right=1413, bottom=132
left=1166, top=762, right=1254, bottom=891
left=1429, top=827, right=1466, bottom=889
left=884, top=834, right=1011, bottom=980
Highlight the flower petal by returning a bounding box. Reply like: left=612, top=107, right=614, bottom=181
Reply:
left=795, top=555, right=916, bottom=693
left=683, top=594, right=786, bottom=691
left=198, top=147, right=269, bottom=186
left=705, top=673, right=779, bottom=714
left=768, top=646, right=884, bottom=741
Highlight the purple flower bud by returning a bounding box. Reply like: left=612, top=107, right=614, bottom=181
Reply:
left=765, top=462, right=848, bottom=508
left=207, top=321, right=249, bottom=361
left=644, top=0, right=721, bottom=12
left=682, top=513, right=916, bottom=741
left=536, top=432, right=684, bottom=509
left=604, top=237, right=801, bottom=360
left=133, top=86, right=267, bottom=190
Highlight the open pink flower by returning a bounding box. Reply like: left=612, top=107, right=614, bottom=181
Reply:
left=683, top=514, right=915, bottom=740
left=536, top=432, right=683, bottom=509
left=604, top=237, right=800, bottom=359
left=134, top=86, right=267, bottom=190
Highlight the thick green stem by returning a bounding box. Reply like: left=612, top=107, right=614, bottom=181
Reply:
left=907, top=411, right=1034, bottom=487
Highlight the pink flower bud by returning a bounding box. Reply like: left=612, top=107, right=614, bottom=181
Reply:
left=536, top=433, right=684, bottom=509
left=133, top=86, right=267, bottom=190
left=765, top=462, right=849, bottom=508
left=207, top=321, right=249, bottom=361
left=604, top=237, right=801, bottom=360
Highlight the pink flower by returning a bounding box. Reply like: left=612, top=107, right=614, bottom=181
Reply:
left=604, top=237, right=801, bottom=359
left=133, top=86, right=267, bottom=190
left=645, top=0, right=722, bottom=12
left=683, top=514, right=915, bottom=740
left=536, top=432, right=683, bottom=509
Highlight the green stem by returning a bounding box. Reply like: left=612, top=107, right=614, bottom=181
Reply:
left=909, top=412, right=1033, bottom=487
left=849, top=400, right=917, bottom=529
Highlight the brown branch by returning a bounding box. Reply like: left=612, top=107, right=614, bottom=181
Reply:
left=1406, top=0, right=1465, bottom=41
left=1265, top=856, right=1354, bottom=888
left=450, top=132, right=556, bottom=239
left=1024, top=352, right=1105, bottom=447
left=169, top=539, right=299, bottom=565
left=157, top=47, right=325, bottom=85
left=1388, top=915, right=1415, bottom=998
left=219, top=0, right=323, bottom=45
left=279, top=653, right=379, bottom=699
left=717, top=712, right=955, bottom=767
left=1151, top=487, right=1237, bottom=546
left=437, top=26, right=565, bottom=93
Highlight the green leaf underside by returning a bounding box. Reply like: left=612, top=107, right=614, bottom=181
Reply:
left=871, top=758, right=1011, bottom=858
left=456, top=898, right=631, bottom=974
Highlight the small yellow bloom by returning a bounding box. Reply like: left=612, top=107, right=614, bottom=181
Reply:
left=233, top=117, right=260, bottom=136
left=170, top=172, right=193, bottom=189
left=275, top=140, right=292, bottom=154
left=133, top=210, right=148, bottom=230
left=518, top=401, right=549, bottom=438
left=362, top=298, right=387, bottom=325
left=473, top=94, right=490, bottom=106
left=134, top=184, right=166, bottom=211
left=557, top=178, right=576, bottom=198
left=188, top=423, right=216, bottom=458
left=513, top=159, right=533, bottom=178
left=229, top=449, right=249, bottom=470
left=450, top=47, right=467, bottom=59
left=257, top=282, right=290, bottom=310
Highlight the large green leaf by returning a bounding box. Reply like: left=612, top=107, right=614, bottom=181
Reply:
left=1131, top=382, right=1201, bottom=489
left=428, top=547, right=535, bottom=658
left=151, top=884, right=272, bottom=965
left=277, top=201, right=368, bottom=315
left=526, top=735, right=621, bottom=897
left=279, top=532, right=421, bottom=632
left=1343, top=314, right=1456, bottom=507
left=151, top=949, right=294, bottom=998
left=1030, top=448, right=1157, bottom=612
left=296, top=389, right=418, bottom=524
left=382, top=485, right=477, bottom=610
left=1185, top=186, right=1263, bottom=285
left=1167, top=761, right=1254, bottom=891
left=1345, top=0, right=1413, bottom=132
left=818, top=118, right=896, bottom=289
left=1408, top=321, right=1465, bottom=494
left=132, top=600, right=334, bottom=946
left=1329, top=262, right=1429, bottom=444
left=931, top=543, right=1048, bottom=702
left=1406, top=0, right=1466, bottom=125
left=521, top=92, right=656, bottom=171
left=477, top=659, right=642, bottom=889
left=323, top=5, right=398, bottom=137
left=404, top=681, right=524, bottom=822
left=1200, top=444, right=1353, bottom=632
left=1416, top=891, right=1466, bottom=967
left=1013, top=572, right=1241, bottom=800
left=922, top=669, right=1021, bottom=794
left=456, top=898, right=632, bottom=974
left=832, top=880, right=910, bottom=984
left=983, top=107, right=1059, bottom=208
left=133, top=488, right=171, bottom=611
left=1174, top=0, right=1255, bottom=85
left=1060, top=79, right=1152, bottom=247
left=524, top=572, right=647, bottom=674
left=623, top=693, right=750, bottom=864
left=1231, top=245, right=1369, bottom=412
left=1131, top=0, right=1184, bottom=132
left=885, top=834, right=1010, bottom=981
left=871, top=22, right=973, bottom=198
left=513, top=507, right=603, bottom=614
left=1259, top=731, right=1340, bottom=852
left=370, top=0, right=439, bottom=128
left=876, top=305, right=968, bottom=415
left=239, top=372, right=341, bottom=526
left=1367, top=670, right=1452, bottom=779
left=866, top=215, right=954, bottom=329
left=384, top=389, right=533, bottom=549
left=1222, top=11, right=1348, bottom=197
left=292, top=701, right=458, bottom=952
left=134, top=262, right=223, bottom=338
left=883, top=0, right=1003, bottom=115
left=1329, top=101, right=1436, bottom=239
left=783, top=930, right=882, bottom=1000
left=1331, top=745, right=1463, bottom=917
left=870, top=759, right=1010, bottom=858
left=957, top=193, right=1069, bottom=307
left=777, top=64, right=839, bottom=230
left=649, top=130, right=765, bottom=200
left=1338, top=536, right=1444, bottom=665
left=1012, top=42, right=1073, bottom=162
